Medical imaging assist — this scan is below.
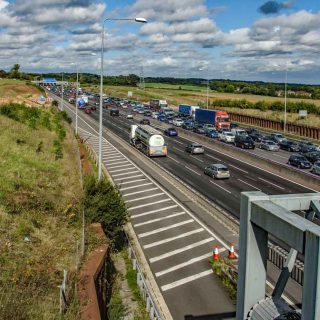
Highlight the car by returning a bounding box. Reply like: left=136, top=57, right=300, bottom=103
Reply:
left=84, top=108, right=92, bottom=114
left=158, top=115, right=167, bottom=122
left=126, top=114, right=133, bottom=119
left=144, top=110, right=152, bottom=116
left=304, top=151, right=320, bottom=164
left=165, top=116, right=174, bottom=124
left=248, top=131, right=263, bottom=142
left=219, top=131, right=235, bottom=143
left=234, top=135, right=255, bottom=149
left=193, top=125, right=205, bottom=134
left=246, top=128, right=259, bottom=135
left=287, top=154, right=312, bottom=169
left=90, top=105, right=97, bottom=111
left=185, top=143, right=204, bottom=155
left=137, top=109, right=145, bottom=114
left=279, top=140, right=300, bottom=152
left=231, top=128, right=247, bottom=136
left=140, top=118, right=150, bottom=125
left=259, top=140, right=280, bottom=151
left=270, top=133, right=287, bottom=144
left=204, top=163, right=230, bottom=179
left=182, top=123, right=194, bottom=130
left=203, top=124, right=215, bottom=133
left=164, top=127, right=178, bottom=137
left=206, top=130, right=219, bottom=139
left=312, top=160, right=320, bottom=175
left=172, top=118, right=184, bottom=126
left=299, top=141, right=317, bottom=153
left=110, top=109, right=119, bottom=116
left=152, top=112, right=159, bottom=119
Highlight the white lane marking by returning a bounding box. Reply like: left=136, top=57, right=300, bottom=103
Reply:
left=128, top=198, right=171, bottom=211
left=119, top=179, right=146, bottom=186
left=103, top=155, right=123, bottom=161
left=102, top=151, right=119, bottom=157
left=210, top=180, right=232, bottom=194
left=237, top=178, right=261, bottom=190
left=258, top=177, right=285, bottom=190
left=114, top=174, right=144, bottom=181
left=175, top=140, right=184, bottom=145
left=173, top=147, right=184, bottom=152
left=131, top=205, right=178, bottom=219
left=167, top=155, right=180, bottom=164
left=191, top=156, right=204, bottom=163
left=228, top=164, right=248, bottom=174
left=104, top=158, right=126, bottom=164
left=207, top=154, right=222, bottom=161
left=161, top=269, right=213, bottom=292
left=135, top=212, right=186, bottom=227
left=144, top=228, right=204, bottom=249
left=107, top=162, right=130, bottom=168
left=155, top=252, right=212, bottom=277
left=150, top=237, right=214, bottom=263
left=274, top=154, right=287, bottom=159
left=109, top=167, right=135, bottom=173
left=139, top=219, right=194, bottom=238
left=185, top=166, right=201, bottom=176
left=123, top=188, right=159, bottom=197
left=112, top=170, right=140, bottom=177
left=126, top=193, right=164, bottom=203
left=120, top=182, right=153, bottom=191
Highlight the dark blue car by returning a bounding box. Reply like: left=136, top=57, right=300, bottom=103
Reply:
left=206, top=130, right=219, bottom=139
left=288, top=154, right=312, bottom=169
left=164, top=127, right=178, bottom=137
left=158, top=115, right=167, bottom=122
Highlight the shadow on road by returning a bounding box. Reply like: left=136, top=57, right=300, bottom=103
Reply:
left=185, top=311, right=236, bottom=320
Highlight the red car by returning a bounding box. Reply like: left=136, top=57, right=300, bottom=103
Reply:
left=84, top=108, right=92, bottom=114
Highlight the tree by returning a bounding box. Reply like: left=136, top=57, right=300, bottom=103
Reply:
left=9, top=64, right=20, bottom=79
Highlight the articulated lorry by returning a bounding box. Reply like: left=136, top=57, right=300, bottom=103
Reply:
left=130, top=125, right=167, bottom=157
left=195, top=109, right=230, bottom=129
left=178, top=104, right=199, bottom=118
left=149, top=99, right=168, bottom=110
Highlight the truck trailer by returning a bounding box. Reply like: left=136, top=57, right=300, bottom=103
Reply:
left=178, top=104, right=199, bottom=118
left=195, top=109, right=230, bottom=129
left=149, top=99, right=168, bottom=110
left=130, top=125, right=167, bottom=157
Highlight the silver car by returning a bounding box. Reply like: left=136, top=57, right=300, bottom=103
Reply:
left=259, top=140, right=280, bottom=151
left=312, top=161, right=320, bottom=175
left=204, top=163, right=230, bottom=179
left=185, top=143, right=204, bottom=154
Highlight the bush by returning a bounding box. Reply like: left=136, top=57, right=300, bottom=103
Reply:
left=82, top=176, right=128, bottom=249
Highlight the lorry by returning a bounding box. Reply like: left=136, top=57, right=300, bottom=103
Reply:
left=130, top=124, right=167, bottom=157
left=77, top=98, right=86, bottom=109
left=194, top=109, right=230, bottom=130
left=149, top=99, right=168, bottom=110
left=178, top=104, right=199, bottom=119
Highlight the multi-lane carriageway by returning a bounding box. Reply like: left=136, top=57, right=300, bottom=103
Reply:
left=54, top=94, right=315, bottom=319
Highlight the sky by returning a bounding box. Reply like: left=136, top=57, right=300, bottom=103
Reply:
left=0, top=0, right=319, bottom=84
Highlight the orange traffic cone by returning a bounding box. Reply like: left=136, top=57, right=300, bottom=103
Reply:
left=229, top=243, right=236, bottom=259
left=213, top=245, right=220, bottom=261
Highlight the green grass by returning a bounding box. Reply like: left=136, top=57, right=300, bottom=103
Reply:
left=145, top=82, right=205, bottom=91
left=0, top=104, right=82, bottom=319
left=0, top=79, right=41, bottom=98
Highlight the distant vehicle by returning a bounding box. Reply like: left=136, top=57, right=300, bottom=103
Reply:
left=312, top=160, right=320, bottom=175
left=126, top=114, right=133, bottom=119
left=158, top=115, right=167, bottom=122
left=182, top=123, right=194, bottom=130
left=152, top=112, right=159, bottom=119
left=259, top=140, right=280, bottom=152
left=270, top=133, right=287, bottom=144
left=231, top=128, right=247, bottom=136
left=304, top=151, right=320, bottom=164
left=110, top=109, right=119, bottom=116
left=77, top=98, right=86, bottom=109
left=164, top=127, right=178, bottom=137
left=165, top=116, right=174, bottom=124
left=195, top=109, right=230, bottom=130
left=246, top=128, right=259, bottom=134
left=140, top=118, right=150, bottom=125
left=247, top=129, right=263, bottom=142
left=172, top=118, right=184, bottom=126
left=149, top=99, right=167, bottom=110
left=206, top=130, right=219, bottom=139
left=144, top=110, right=152, bottom=116
left=137, top=109, right=145, bottom=114
left=287, top=154, right=312, bottom=169
left=84, top=108, right=92, bottom=114
left=219, top=131, right=235, bottom=143
left=204, top=164, right=230, bottom=179
left=203, top=124, right=215, bottom=133
left=279, top=140, right=300, bottom=152
left=234, top=135, right=255, bottom=149
left=185, top=143, right=204, bottom=155
left=193, top=125, right=205, bottom=134
left=90, top=105, right=96, bottom=111
left=130, top=124, right=167, bottom=157
left=299, top=141, right=317, bottom=153
left=178, top=104, right=199, bottom=119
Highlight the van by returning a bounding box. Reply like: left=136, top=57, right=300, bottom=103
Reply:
left=231, top=128, right=247, bottom=136
left=110, top=109, right=119, bottom=116
left=234, top=135, right=255, bottom=149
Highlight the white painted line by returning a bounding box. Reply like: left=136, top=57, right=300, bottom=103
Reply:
left=161, top=269, right=213, bottom=292
left=258, top=177, right=285, bottom=190
left=119, top=179, right=147, bottom=186
left=109, top=167, right=135, bottom=173
left=134, top=212, right=186, bottom=227
left=139, top=219, right=194, bottom=238
left=123, top=187, right=159, bottom=197
left=185, top=166, right=201, bottom=176
left=144, top=228, right=204, bottom=249
left=114, top=174, right=144, bottom=181
left=112, top=171, right=140, bottom=177
left=210, top=180, right=232, bottom=194
left=238, top=179, right=261, bottom=190
left=126, top=192, right=164, bottom=203
left=105, top=158, right=126, bottom=164
left=207, top=154, right=222, bottom=161
left=129, top=198, right=171, bottom=211
left=174, top=140, right=184, bottom=145
left=228, top=164, right=248, bottom=174
left=103, top=155, right=123, bottom=161
left=102, top=151, right=119, bottom=157
left=155, top=252, right=212, bottom=277
left=150, top=237, right=214, bottom=263
left=191, top=156, right=204, bottom=163
left=120, top=182, right=153, bottom=191
left=173, top=147, right=184, bottom=152
left=107, top=162, right=130, bottom=168
left=167, top=156, right=180, bottom=164
left=131, top=205, right=178, bottom=219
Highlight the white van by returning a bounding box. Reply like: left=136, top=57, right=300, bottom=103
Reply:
left=231, top=128, right=247, bottom=136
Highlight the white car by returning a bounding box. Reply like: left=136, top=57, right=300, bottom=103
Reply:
left=126, top=114, right=133, bottom=119
left=152, top=112, right=159, bottom=119
left=220, top=131, right=235, bottom=143
left=173, top=118, right=184, bottom=126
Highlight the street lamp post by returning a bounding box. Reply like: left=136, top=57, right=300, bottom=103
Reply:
left=199, top=67, right=209, bottom=109
left=75, top=68, right=79, bottom=135
left=284, top=64, right=288, bottom=133
left=98, top=17, right=147, bottom=180
left=60, top=72, right=64, bottom=111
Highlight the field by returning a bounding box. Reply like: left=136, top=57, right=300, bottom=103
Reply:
left=83, top=82, right=320, bottom=126
left=0, top=104, right=82, bottom=319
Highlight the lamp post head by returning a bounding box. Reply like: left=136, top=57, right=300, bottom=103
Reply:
left=135, top=17, right=147, bottom=23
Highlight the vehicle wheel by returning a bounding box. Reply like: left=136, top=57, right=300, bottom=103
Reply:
left=211, top=173, right=215, bottom=179
left=259, top=145, right=261, bottom=149
left=312, top=168, right=315, bottom=173
left=298, top=164, right=301, bottom=169
left=241, top=145, right=244, bottom=149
